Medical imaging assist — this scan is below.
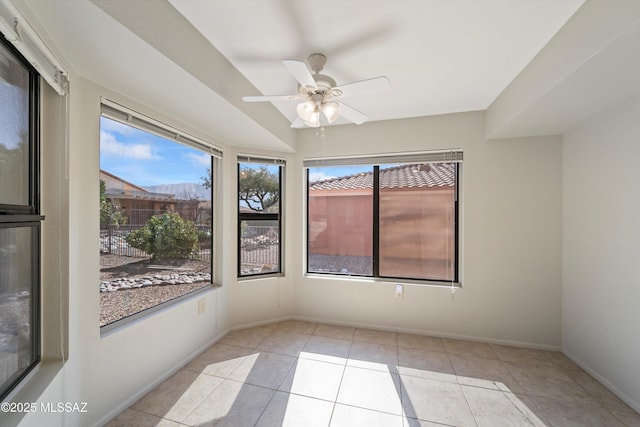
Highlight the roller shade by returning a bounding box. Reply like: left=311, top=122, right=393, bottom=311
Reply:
left=303, top=149, right=463, bottom=168
left=237, top=154, right=285, bottom=165
left=101, top=99, right=223, bottom=158
left=0, top=0, right=68, bottom=95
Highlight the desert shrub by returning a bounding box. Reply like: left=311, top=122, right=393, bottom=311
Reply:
left=126, top=212, right=198, bottom=259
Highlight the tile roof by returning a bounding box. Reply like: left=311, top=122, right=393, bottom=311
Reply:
left=309, top=163, right=455, bottom=191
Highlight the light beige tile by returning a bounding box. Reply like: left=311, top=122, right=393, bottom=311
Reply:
left=442, top=338, right=497, bottom=360
left=544, top=351, right=583, bottom=371
left=279, top=358, right=345, bottom=401
left=256, top=391, right=334, bottom=427
left=491, top=344, right=554, bottom=367
left=313, top=323, right=356, bottom=340
left=330, top=403, right=404, bottom=427
left=397, top=333, right=445, bottom=353
left=182, top=379, right=274, bottom=427
left=506, top=362, right=574, bottom=384
left=461, top=385, right=535, bottom=426
left=337, top=366, right=403, bottom=415
left=276, top=320, right=318, bottom=335
left=534, top=396, right=625, bottom=427
left=183, top=343, right=255, bottom=378
left=105, top=408, right=181, bottom=427
left=609, top=406, right=640, bottom=426
left=301, top=335, right=351, bottom=365
left=504, top=393, right=550, bottom=427
left=256, top=330, right=311, bottom=357
left=218, top=324, right=277, bottom=349
left=132, top=369, right=222, bottom=422
left=228, top=350, right=296, bottom=389
left=400, top=374, right=476, bottom=426
left=354, top=328, right=397, bottom=346
left=517, top=375, right=596, bottom=405
left=348, top=340, right=399, bottom=373
left=566, top=369, right=632, bottom=411
left=449, top=354, right=523, bottom=393
left=397, top=347, right=456, bottom=383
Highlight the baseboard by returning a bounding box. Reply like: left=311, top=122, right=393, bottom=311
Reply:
left=92, top=328, right=229, bottom=427
left=562, top=349, right=640, bottom=413
left=230, top=315, right=292, bottom=331
left=292, top=315, right=561, bottom=351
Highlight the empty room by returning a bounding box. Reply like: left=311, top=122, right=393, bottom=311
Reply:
left=1, top=0, right=639, bottom=426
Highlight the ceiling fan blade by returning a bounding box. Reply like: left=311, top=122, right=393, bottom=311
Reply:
left=290, top=116, right=305, bottom=128
left=334, top=76, right=390, bottom=99
left=338, top=102, right=368, bottom=125
left=242, top=95, right=299, bottom=103
left=283, top=59, right=317, bottom=90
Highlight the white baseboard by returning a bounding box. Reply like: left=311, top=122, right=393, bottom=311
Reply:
left=562, top=349, right=640, bottom=414
left=291, top=315, right=561, bottom=351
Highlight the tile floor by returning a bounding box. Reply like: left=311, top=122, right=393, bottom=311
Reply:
left=106, top=320, right=640, bottom=426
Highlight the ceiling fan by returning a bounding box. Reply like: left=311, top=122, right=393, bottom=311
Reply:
left=242, top=53, right=390, bottom=128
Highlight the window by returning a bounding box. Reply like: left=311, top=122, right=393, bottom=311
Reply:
left=237, top=156, right=284, bottom=277
left=0, top=35, right=41, bottom=401
left=99, top=100, right=221, bottom=330
left=306, top=151, right=461, bottom=284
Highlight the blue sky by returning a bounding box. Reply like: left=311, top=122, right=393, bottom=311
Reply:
left=308, top=165, right=372, bottom=182
left=100, top=117, right=211, bottom=186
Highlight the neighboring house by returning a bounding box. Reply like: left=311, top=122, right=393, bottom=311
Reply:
left=308, top=163, right=456, bottom=279
left=100, top=169, right=177, bottom=226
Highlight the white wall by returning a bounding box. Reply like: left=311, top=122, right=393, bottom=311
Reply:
left=563, top=100, right=640, bottom=411
left=293, top=112, right=563, bottom=348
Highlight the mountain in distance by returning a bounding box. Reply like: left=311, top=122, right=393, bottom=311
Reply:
left=143, top=183, right=211, bottom=200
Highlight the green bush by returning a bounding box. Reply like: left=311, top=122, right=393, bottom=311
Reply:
left=126, top=212, right=198, bottom=259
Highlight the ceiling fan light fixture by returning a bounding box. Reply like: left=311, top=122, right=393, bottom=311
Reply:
left=304, top=110, right=321, bottom=128
left=296, top=100, right=316, bottom=121
left=321, top=101, right=340, bottom=123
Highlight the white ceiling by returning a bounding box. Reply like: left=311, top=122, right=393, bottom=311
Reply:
left=18, top=0, right=593, bottom=150
left=170, top=0, right=584, bottom=125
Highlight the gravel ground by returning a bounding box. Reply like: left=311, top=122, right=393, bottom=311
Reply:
left=99, top=254, right=211, bottom=327
left=100, top=282, right=209, bottom=327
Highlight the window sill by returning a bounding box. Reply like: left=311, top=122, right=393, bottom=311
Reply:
left=237, top=273, right=284, bottom=283
left=303, top=272, right=462, bottom=289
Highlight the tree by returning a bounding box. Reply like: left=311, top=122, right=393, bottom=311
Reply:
left=201, top=168, right=212, bottom=190
left=99, top=179, right=127, bottom=228
left=125, top=212, right=198, bottom=259
left=239, top=165, right=279, bottom=212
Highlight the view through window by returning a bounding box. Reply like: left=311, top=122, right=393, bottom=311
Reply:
left=99, top=116, right=213, bottom=328
left=307, top=161, right=459, bottom=282
left=238, top=159, right=283, bottom=277
left=0, top=35, right=41, bottom=401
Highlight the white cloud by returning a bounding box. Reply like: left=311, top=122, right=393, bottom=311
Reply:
left=309, top=171, right=335, bottom=182
left=100, top=131, right=155, bottom=159
left=185, top=151, right=211, bottom=168
left=100, top=117, right=139, bottom=136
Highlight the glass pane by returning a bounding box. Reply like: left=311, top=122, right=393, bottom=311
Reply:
left=239, top=220, right=279, bottom=276
left=99, top=117, right=213, bottom=327
left=0, top=43, right=30, bottom=206
left=238, top=163, right=280, bottom=214
left=0, top=226, right=36, bottom=394
left=308, top=165, right=373, bottom=275
left=379, top=163, right=456, bottom=281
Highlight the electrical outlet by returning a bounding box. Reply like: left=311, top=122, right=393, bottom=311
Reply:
left=198, top=297, right=206, bottom=315
left=395, top=284, right=403, bottom=300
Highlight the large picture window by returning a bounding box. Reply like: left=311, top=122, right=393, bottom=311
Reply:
left=237, top=156, right=284, bottom=277
left=0, top=35, right=41, bottom=401
left=99, top=101, right=221, bottom=330
left=306, top=151, right=461, bottom=284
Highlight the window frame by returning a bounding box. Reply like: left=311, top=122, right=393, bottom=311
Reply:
left=305, top=154, right=461, bottom=286
left=0, top=33, right=42, bottom=402
left=237, top=157, right=284, bottom=279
